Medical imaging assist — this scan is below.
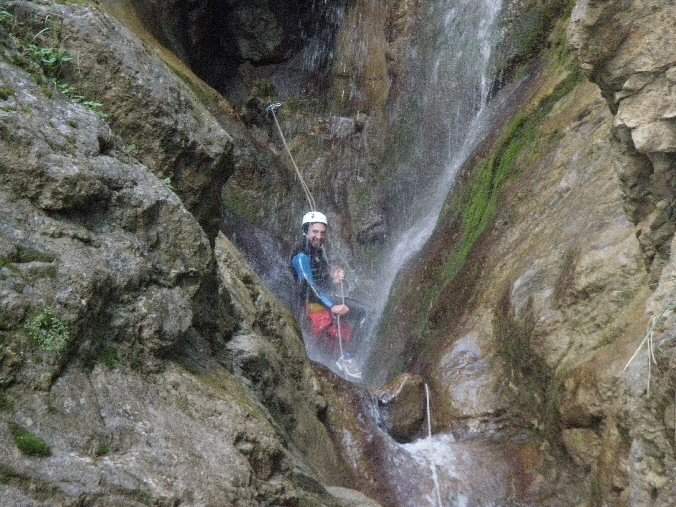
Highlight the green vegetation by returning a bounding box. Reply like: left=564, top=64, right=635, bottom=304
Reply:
left=123, top=143, right=138, bottom=163
left=6, top=22, right=110, bottom=120
left=15, top=246, right=55, bottom=264
left=432, top=67, right=583, bottom=307
left=379, top=59, right=585, bottom=378
left=95, top=445, right=111, bottom=457
left=26, top=42, right=72, bottom=76
left=99, top=345, right=119, bottom=369
left=24, top=309, right=73, bottom=355
left=9, top=423, right=52, bottom=457
left=222, top=185, right=261, bottom=225
left=163, top=176, right=176, bottom=192
left=47, top=78, right=109, bottom=119
left=81, top=99, right=107, bottom=119
left=510, top=0, right=575, bottom=65
left=0, top=10, right=13, bottom=24
left=0, top=86, right=14, bottom=100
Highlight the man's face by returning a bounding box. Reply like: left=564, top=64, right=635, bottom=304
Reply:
left=307, top=223, right=327, bottom=249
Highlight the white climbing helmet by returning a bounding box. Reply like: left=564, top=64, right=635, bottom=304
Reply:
left=301, top=211, right=328, bottom=227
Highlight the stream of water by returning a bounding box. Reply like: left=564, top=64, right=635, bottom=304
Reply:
left=348, top=0, right=507, bottom=386
left=340, top=2, right=537, bottom=505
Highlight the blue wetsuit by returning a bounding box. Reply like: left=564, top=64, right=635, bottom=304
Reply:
left=292, top=247, right=335, bottom=309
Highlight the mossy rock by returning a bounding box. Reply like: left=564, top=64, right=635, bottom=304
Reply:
left=9, top=423, right=52, bottom=457
left=0, top=86, right=14, bottom=100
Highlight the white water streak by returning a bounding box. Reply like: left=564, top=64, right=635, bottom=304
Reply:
left=356, top=0, right=504, bottom=382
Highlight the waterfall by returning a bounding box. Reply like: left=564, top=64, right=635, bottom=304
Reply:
left=352, top=0, right=507, bottom=384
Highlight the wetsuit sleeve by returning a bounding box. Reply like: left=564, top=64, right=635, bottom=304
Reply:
left=292, top=253, right=335, bottom=309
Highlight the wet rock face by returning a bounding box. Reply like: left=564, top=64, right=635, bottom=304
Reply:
left=568, top=0, right=676, bottom=280
left=0, top=2, right=377, bottom=504
left=0, top=366, right=291, bottom=506
left=214, top=233, right=342, bottom=463
left=375, top=373, right=426, bottom=442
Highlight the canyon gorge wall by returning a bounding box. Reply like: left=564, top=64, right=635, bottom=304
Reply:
left=0, top=0, right=673, bottom=505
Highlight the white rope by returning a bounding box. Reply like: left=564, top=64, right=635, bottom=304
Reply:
left=267, top=103, right=317, bottom=212
left=336, top=280, right=346, bottom=359
left=624, top=299, right=675, bottom=396
left=425, top=383, right=443, bottom=507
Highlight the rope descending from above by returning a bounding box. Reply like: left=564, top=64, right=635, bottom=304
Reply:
left=267, top=102, right=317, bottom=212
left=425, top=383, right=443, bottom=507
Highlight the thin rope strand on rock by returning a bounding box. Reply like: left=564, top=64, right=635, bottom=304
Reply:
left=425, top=383, right=443, bottom=507
left=268, top=103, right=317, bottom=211
left=336, top=280, right=346, bottom=359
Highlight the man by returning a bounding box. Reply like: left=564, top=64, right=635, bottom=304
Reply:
left=291, top=211, right=352, bottom=351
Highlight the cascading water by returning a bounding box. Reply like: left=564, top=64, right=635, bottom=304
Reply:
left=340, top=1, right=539, bottom=505
left=220, top=0, right=537, bottom=504
left=347, top=0, right=507, bottom=386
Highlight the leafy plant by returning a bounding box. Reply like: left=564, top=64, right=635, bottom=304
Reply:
left=0, top=10, right=13, bottom=23
left=163, top=176, right=177, bottom=192
left=47, top=78, right=109, bottom=119
left=9, top=423, right=52, bottom=457
left=26, top=43, right=72, bottom=76
left=122, top=143, right=138, bottom=162
left=82, top=99, right=108, bottom=119
left=48, top=78, right=83, bottom=101
left=24, top=309, right=73, bottom=355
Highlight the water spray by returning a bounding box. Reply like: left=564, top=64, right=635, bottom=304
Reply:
left=336, top=279, right=362, bottom=379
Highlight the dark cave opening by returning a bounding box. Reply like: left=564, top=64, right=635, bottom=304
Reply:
left=131, top=0, right=346, bottom=107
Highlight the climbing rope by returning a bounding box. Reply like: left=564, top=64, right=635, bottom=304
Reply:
left=425, top=383, right=443, bottom=507
left=267, top=103, right=317, bottom=212
left=335, top=279, right=362, bottom=379
left=336, top=280, right=346, bottom=360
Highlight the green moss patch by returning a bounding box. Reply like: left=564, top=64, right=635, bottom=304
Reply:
left=9, top=423, right=52, bottom=457
left=0, top=10, right=13, bottom=24
left=0, top=86, right=14, bottom=100
left=430, top=67, right=583, bottom=311
left=222, top=185, right=262, bottom=225
left=24, top=309, right=73, bottom=355
left=100, top=345, right=119, bottom=369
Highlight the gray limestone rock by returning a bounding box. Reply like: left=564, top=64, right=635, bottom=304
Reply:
left=8, top=0, right=234, bottom=239
left=568, top=0, right=676, bottom=278
left=0, top=59, right=211, bottom=386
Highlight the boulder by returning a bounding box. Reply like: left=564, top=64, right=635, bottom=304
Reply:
left=374, top=372, right=425, bottom=442
left=213, top=232, right=350, bottom=482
